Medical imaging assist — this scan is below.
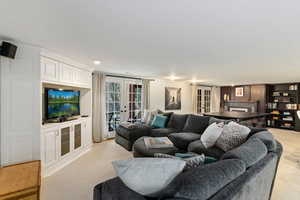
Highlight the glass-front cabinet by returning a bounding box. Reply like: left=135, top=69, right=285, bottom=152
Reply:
left=74, top=123, right=82, bottom=150
left=60, top=126, right=71, bottom=157
left=59, top=122, right=83, bottom=158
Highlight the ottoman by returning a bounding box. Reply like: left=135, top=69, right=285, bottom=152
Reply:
left=115, top=123, right=151, bottom=151
left=133, top=137, right=179, bottom=157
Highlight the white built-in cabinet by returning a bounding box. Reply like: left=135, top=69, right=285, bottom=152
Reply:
left=40, top=51, right=93, bottom=177
left=42, top=118, right=92, bottom=177
left=41, top=57, right=60, bottom=82
left=41, top=56, right=91, bottom=88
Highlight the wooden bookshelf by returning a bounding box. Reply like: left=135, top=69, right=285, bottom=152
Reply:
left=266, top=83, right=300, bottom=131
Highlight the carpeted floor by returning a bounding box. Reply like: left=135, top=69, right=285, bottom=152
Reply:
left=41, top=128, right=300, bottom=200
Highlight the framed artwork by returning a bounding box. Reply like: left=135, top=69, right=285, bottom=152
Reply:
left=165, top=87, right=181, bottom=110
left=235, top=87, right=244, bottom=97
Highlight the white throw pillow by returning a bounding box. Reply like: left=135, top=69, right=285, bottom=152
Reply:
left=201, top=122, right=224, bottom=148
left=141, top=110, right=150, bottom=123
left=112, top=158, right=185, bottom=197
left=216, top=121, right=251, bottom=152
left=146, top=110, right=159, bottom=125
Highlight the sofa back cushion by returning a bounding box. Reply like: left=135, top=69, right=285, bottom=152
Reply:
left=209, top=117, right=231, bottom=125
left=182, top=115, right=210, bottom=134
left=158, top=159, right=246, bottom=200
left=167, top=114, right=189, bottom=131
left=250, top=131, right=277, bottom=152
left=221, top=137, right=267, bottom=168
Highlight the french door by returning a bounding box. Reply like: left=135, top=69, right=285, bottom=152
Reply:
left=196, top=87, right=212, bottom=114
left=105, top=77, right=143, bottom=138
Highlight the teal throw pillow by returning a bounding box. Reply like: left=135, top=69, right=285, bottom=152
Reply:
left=151, top=115, right=168, bottom=128
left=204, top=156, right=218, bottom=164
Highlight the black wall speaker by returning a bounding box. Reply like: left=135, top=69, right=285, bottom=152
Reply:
left=0, top=41, right=18, bottom=59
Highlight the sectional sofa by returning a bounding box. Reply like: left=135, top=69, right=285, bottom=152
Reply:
left=95, top=113, right=282, bottom=200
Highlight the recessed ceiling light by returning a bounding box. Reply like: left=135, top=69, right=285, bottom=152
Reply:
left=93, top=60, right=101, bottom=65
left=166, top=75, right=180, bottom=81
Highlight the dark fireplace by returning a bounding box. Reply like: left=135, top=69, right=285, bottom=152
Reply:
left=224, top=101, right=258, bottom=113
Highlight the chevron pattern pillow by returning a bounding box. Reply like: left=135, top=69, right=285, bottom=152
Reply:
left=154, top=153, right=205, bottom=170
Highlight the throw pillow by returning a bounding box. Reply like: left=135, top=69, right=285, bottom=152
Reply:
left=154, top=153, right=205, bottom=170
left=151, top=115, right=168, bottom=128
left=200, top=122, right=224, bottom=148
left=146, top=109, right=159, bottom=125
left=204, top=156, right=218, bottom=164
left=112, top=158, right=185, bottom=197
left=216, top=121, right=251, bottom=152
left=157, top=110, right=174, bottom=125
left=141, top=110, right=150, bottom=123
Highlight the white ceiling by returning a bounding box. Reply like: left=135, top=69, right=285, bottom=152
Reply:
left=1, top=0, right=300, bottom=85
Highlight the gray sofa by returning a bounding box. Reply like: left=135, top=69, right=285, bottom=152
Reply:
left=95, top=114, right=282, bottom=200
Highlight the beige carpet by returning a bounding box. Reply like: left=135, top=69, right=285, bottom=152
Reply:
left=40, top=140, right=132, bottom=200
left=41, top=128, right=300, bottom=200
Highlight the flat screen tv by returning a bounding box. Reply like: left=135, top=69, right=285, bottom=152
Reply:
left=45, top=88, right=80, bottom=120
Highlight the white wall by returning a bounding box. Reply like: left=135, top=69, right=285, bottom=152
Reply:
left=0, top=41, right=41, bottom=166
left=149, top=79, right=193, bottom=114
left=149, top=79, right=221, bottom=114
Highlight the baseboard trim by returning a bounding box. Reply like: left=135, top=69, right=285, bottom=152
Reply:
left=43, top=146, right=92, bottom=177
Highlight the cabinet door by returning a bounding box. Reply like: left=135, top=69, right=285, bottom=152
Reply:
left=44, top=129, right=59, bottom=166
left=41, top=57, right=60, bottom=82
left=74, top=123, right=82, bottom=150
left=60, top=64, right=74, bottom=84
left=79, top=70, right=91, bottom=86
left=60, top=126, right=71, bottom=157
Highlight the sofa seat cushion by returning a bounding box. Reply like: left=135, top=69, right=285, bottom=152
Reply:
left=250, top=131, right=277, bottom=152
left=182, top=115, right=210, bottom=134
left=151, top=128, right=177, bottom=137
left=116, top=123, right=151, bottom=140
left=94, top=177, right=147, bottom=200
left=221, top=137, right=268, bottom=168
left=168, top=132, right=201, bottom=150
left=167, top=114, right=189, bottom=132
left=188, top=140, right=225, bottom=159
left=158, top=159, right=246, bottom=200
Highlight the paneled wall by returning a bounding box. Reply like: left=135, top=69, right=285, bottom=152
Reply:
left=0, top=42, right=41, bottom=166
left=220, top=84, right=267, bottom=113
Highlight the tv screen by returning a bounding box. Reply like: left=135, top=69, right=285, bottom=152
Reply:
left=46, top=88, right=80, bottom=119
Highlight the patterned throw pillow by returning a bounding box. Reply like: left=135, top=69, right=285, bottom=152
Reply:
left=154, top=153, right=205, bottom=170
left=216, top=121, right=251, bottom=152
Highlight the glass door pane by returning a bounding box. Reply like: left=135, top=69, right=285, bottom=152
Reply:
left=197, top=89, right=202, bottom=114
left=196, top=87, right=211, bottom=114
left=105, top=81, right=122, bottom=138
left=61, top=127, right=70, bottom=156
left=74, top=124, right=81, bottom=149
left=127, top=82, right=143, bottom=123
